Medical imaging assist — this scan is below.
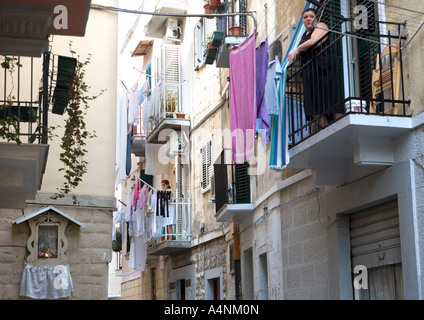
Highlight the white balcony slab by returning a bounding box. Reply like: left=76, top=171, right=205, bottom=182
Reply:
left=215, top=203, right=254, bottom=222
left=0, top=142, right=49, bottom=208
left=288, top=114, right=412, bottom=185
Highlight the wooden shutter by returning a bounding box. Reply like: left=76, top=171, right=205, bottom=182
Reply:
left=162, top=44, right=181, bottom=112
left=234, top=162, right=251, bottom=203
left=201, top=139, right=212, bottom=192
left=194, top=20, right=203, bottom=68
left=163, top=44, right=181, bottom=83
left=214, top=150, right=228, bottom=213
left=350, top=200, right=401, bottom=268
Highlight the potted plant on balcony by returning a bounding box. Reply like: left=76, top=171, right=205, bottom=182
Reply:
left=209, top=0, right=220, bottom=10
left=203, top=0, right=219, bottom=16
left=164, top=91, right=178, bottom=118
left=229, top=25, right=244, bottom=36
left=175, top=112, right=186, bottom=119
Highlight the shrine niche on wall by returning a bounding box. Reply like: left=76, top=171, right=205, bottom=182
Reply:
left=12, top=206, right=84, bottom=265
left=12, top=206, right=84, bottom=299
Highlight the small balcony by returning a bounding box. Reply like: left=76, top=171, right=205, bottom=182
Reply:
left=0, top=54, right=50, bottom=208
left=202, top=12, right=248, bottom=68
left=145, top=80, right=190, bottom=144
left=147, top=198, right=191, bottom=256
left=285, top=24, right=411, bottom=185
left=214, top=152, right=253, bottom=222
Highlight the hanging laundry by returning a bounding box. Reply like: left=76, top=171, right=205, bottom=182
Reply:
left=265, top=59, right=282, bottom=116
left=157, top=190, right=171, bottom=218
left=133, top=199, right=144, bottom=237
left=139, top=184, right=148, bottom=210
left=128, top=81, right=140, bottom=126
left=138, top=82, right=146, bottom=105
left=125, top=132, right=132, bottom=176
left=142, top=99, right=148, bottom=134
left=128, top=235, right=147, bottom=272
left=133, top=179, right=140, bottom=207
left=229, top=33, right=257, bottom=163
left=256, top=38, right=270, bottom=146
left=115, top=87, right=129, bottom=186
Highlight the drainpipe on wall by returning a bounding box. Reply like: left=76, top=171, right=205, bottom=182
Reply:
left=233, top=222, right=241, bottom=300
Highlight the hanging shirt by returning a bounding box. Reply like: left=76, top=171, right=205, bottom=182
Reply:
left=128, top=81, right=139, bottom=126
left=256, top=38, right=270, bottom=146
left=157, top=190, right=171, bottom=218
left=115, top=87, right=129, bottom=186
left=139, top=184, right=148, bottom=210
left=229, top=33, right=257, bottom=163
left=265, top=59, right=282, bottom=116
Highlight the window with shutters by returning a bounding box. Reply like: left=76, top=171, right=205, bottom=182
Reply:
left=161, top=44, right=181, bottom=114
left=201, top=138, right=213, bottom=193
left=194, top=17, right=216, bottom=70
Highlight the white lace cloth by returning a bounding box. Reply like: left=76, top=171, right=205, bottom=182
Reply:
left=19, top=263, right=74, bottom=299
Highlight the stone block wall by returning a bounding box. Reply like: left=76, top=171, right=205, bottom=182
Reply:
left=193, top=236, right=227, bottom=300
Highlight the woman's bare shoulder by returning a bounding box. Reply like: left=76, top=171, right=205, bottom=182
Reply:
left=315, top=22, right=329, bottom=30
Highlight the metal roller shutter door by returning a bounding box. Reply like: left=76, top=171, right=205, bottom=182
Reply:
left=350, top=200, right=401, bottom=268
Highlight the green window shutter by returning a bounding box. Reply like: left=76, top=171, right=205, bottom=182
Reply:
left=140, top=169, right=153, bottom=189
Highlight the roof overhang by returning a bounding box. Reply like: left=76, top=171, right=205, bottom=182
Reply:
left=0, top=0, right=91, bottom=56
left=131, top=40, right=154, bottom=57
left=12, top=205, right=84, bottom=227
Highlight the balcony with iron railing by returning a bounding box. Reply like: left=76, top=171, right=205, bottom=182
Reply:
left=284, top=23, right=412, bottom=185
left=145, top=79, right=190, bottom=144
left=203, top=11, right=251, bottom=68
left=0, top=54, right=50, bottom=208
left=146, top=198, right=191, bottom=255
left=213, top=151, right=253, bottom=222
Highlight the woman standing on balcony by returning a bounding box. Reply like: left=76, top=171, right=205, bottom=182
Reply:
left=288, top=8, right=344, bottom=128
left=160, top=179, right=175, bottom=240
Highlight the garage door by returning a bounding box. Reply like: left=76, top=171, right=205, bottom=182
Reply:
left=350, top=200, right=401, bottom=268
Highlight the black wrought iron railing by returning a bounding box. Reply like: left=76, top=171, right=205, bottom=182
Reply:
left=286, top=25, right=410, bottom=148
left=0, top=53, right=50, bottom=144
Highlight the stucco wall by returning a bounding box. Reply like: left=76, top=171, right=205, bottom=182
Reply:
left=39, top=3, right=118, bottom=199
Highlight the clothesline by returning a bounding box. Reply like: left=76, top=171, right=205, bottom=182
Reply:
left=139, top=177, right=157, bottom=191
